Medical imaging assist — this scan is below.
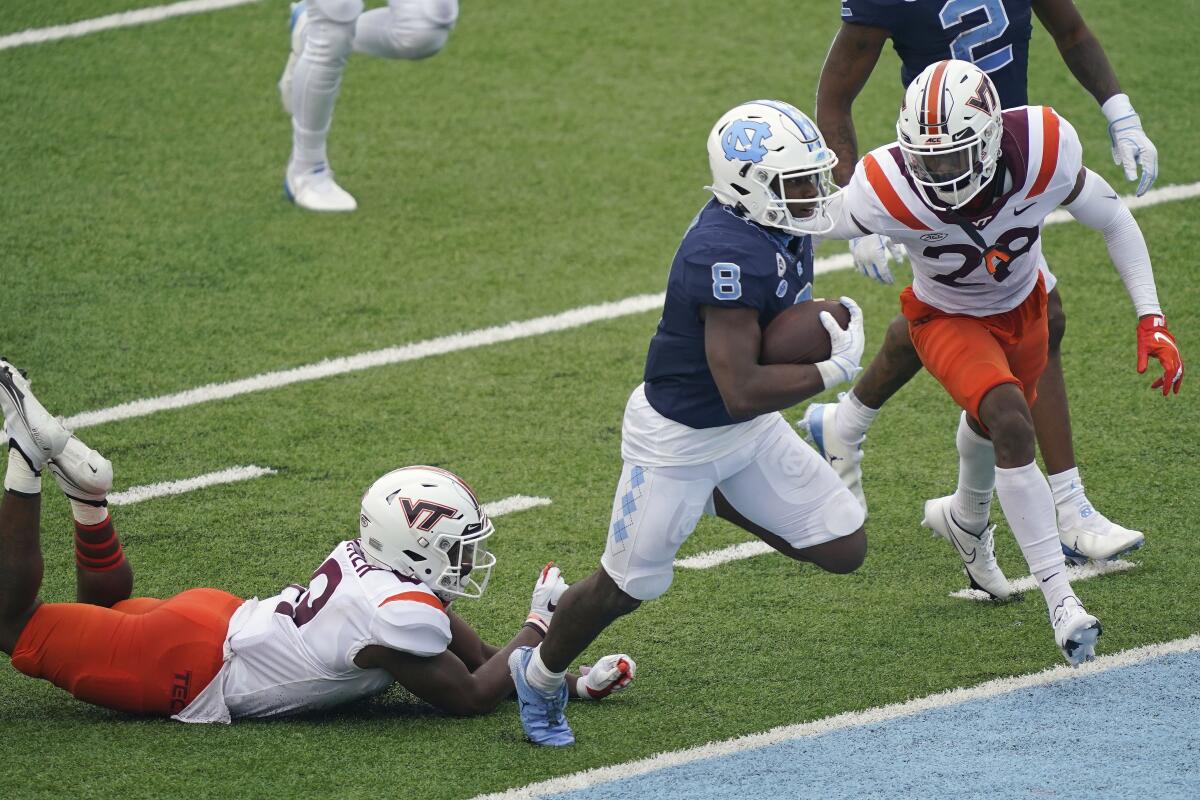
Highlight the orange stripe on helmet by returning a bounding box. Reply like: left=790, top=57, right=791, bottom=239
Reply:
left=864, top=154, right=931, bottom=231
left=379, top=590, right=445, bottom=612
left=1027, top=107, right=1061, bottom=198
left=924, top=61, right=950, bottom=134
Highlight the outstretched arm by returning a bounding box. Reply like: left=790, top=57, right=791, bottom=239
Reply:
left=1035, top=0, right=1158, bottom=194
left=816, top=22, right=889, bottom=187
left=1063, top=167, right=1182, bottom=394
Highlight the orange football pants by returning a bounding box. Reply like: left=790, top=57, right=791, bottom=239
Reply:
left=10, top=588, right=243, bottom=716
left=900, top=274, right=1049, bottom=423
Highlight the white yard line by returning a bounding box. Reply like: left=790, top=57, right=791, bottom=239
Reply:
left=108, top=464, right=276, bottom=505
left=675, top=540, right=774, bottom=569
left=107, top=465, right=549, bottom=517
left=481, top=495, right=552, bottom=518
left=0, top=0, right=260, bottom=52
left=950, top=558, right=1138, bottom=600
left=468, top=633, right=1200, bottom=800
left=59, top=181, right=1200, bottom=432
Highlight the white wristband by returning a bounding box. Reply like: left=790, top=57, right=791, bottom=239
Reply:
left=1101, top=93, right=1135, bottom=124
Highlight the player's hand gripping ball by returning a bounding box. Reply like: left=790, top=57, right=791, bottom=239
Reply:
left=759, top=298, right=852, bottom=365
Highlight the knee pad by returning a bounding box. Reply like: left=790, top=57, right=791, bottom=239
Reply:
left=822, top=488, right=865, bottom=539
left=383, top=0, right=458, bottom=60
left=305, top=15, right=357, bottom=65
left=311, top=0, right=365, bottom=23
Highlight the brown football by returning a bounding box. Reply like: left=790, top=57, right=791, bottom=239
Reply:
left=760, top=299, right=852, bottom=365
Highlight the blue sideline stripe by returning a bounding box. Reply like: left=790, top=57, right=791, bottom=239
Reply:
left=547, top=650, right=1200, bottom=800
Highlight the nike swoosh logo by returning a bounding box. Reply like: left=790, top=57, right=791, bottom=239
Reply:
left=1153, top=332, right=1176, bottom=347
left=1013, top=202, right=1036, bottom=216
left=547, top=600, right=557, bottom=613
left=950, top=536, right=977, bottom=564
left=1104, top=194, right=1118, bottom=200
left=1042, top=571, right=1061, bottom=584
left=88, top=464, right=98, bottom=474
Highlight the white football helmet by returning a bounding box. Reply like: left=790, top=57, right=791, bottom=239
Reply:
left=359, top=466, right=496, bottom=601
left=707, top=99, right=841, bottom=235
left=896, top=60, right=1003, bottom=209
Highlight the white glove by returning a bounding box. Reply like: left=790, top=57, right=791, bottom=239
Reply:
left=849, top=234, right=906, bottom=285
left=1103, top=94, right=1158, bottom=197
left=576, top=654, right=636, bottom=700
left=527, top=562, right=568, bottom=634
left=815, top=296, right=865, bottom=390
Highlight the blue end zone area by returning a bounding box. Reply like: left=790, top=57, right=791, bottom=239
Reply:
left=547, top=650, right=1200, bottom=800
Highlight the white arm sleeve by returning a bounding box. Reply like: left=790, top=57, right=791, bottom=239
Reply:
left=1065, top=168, right=1161, bottom=317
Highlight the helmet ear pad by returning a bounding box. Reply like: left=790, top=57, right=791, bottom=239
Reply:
left=358, top=466, right=496, bottom=600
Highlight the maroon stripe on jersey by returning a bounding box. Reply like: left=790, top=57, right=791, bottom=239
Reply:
left=1027, top=107, right=1061, bottom=198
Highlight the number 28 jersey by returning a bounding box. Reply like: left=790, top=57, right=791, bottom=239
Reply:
left=829, top=105, right=1082, bottom=317
left=174, top=539, right=451, bottom=723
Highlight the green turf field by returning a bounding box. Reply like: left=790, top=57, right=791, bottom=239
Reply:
left=1, top=1, right=1196, bottom=797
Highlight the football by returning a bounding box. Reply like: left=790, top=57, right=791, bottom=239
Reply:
left=760, top=299, right=852, bottom=365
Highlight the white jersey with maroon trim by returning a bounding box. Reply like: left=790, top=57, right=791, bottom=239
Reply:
left=174, top=538, right=450, bottom=723
left=830, top=106, right=1083, bottom=316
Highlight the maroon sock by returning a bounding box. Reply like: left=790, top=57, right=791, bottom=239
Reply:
left=74, top=517, right=126, bottom=572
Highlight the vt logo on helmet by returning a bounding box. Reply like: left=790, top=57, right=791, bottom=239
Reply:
left=707, top=100, right=841, bottom=235
left=359, top=466, right=496, bottom=601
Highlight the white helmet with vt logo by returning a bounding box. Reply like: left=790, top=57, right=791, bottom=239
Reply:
left=359, top=466, right=496, bottom=601
left=897, top=59, right=1003, bottom=209
left=707, top=99, right=841, bottom=235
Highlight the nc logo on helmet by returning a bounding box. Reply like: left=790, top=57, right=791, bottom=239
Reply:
left=722, top=119, right=772, bottom=164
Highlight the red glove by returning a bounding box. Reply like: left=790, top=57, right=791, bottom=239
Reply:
left=1137, top=315, right=1183, bottom=395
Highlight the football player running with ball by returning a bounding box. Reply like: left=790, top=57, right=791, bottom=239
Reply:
left=0, top=361, right=634, bottom=721
left=821, top=60, right=1183, bottom=663
left=508, top=101, right=868, bottom=746
left=807, top=0, right=1160, bottom=567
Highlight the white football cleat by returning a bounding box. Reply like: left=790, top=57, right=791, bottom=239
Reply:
left=1058, top=501, right=1145, bottom=565
left=0, top=359, right=70, bottom=473
left=285, top=164, right=358, bottom=212
left=798, top=399, right=866, bottom=514
left=1052, top=595, right=1102, bottom=667
left=278, top=1, right=308, bottom=116
left=48, top=436, right=113, bottom=506
left=922, top=495, right=1011, bottom=600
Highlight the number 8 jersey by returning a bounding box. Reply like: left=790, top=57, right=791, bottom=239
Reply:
left=829, top=105, right=1083, bottom=316
left=175, top=539, right=451, bottom=723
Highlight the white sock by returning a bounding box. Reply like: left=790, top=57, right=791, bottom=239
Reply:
left=69, top=499, right=108, bottom=526
left=950, top=412, right=995, bottom=534
left=525, top=645, right=566, bottom=694
left=834, top=391, right=877, bottom=443
left=4, top=447, right=41, bottom=494
left=994, top=462, right=1073, bottom=613
left=1047, top=467, right=1098, bottom=526
left=290, top=11, right=355, bottom=174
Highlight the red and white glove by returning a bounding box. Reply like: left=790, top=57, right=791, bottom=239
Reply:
left=576, top=654, right=636, bottom=700
left=525, top=562, right=568, bottom=636
left=1136, top=315, right=1183, bottom=395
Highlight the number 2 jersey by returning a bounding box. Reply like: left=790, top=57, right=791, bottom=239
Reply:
left=828, top=105, right=1082, bottom=316
left=174, top=539, right=451, bottom=723
left=840, top=0, right=1035, bottom=108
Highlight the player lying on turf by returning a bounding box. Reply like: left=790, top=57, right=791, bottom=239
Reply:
left=805, top=0, right=1160, bottom=566
left=820, top=60, right=1183, bottom=661
left=507, top=100, right=869, bottom=746
left=0, top=361, right=634, bottom=721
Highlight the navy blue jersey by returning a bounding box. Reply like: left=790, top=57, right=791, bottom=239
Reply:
left=643, top=199, right=815, bottom=429
left=841, top=0, right=1034, bottom=108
